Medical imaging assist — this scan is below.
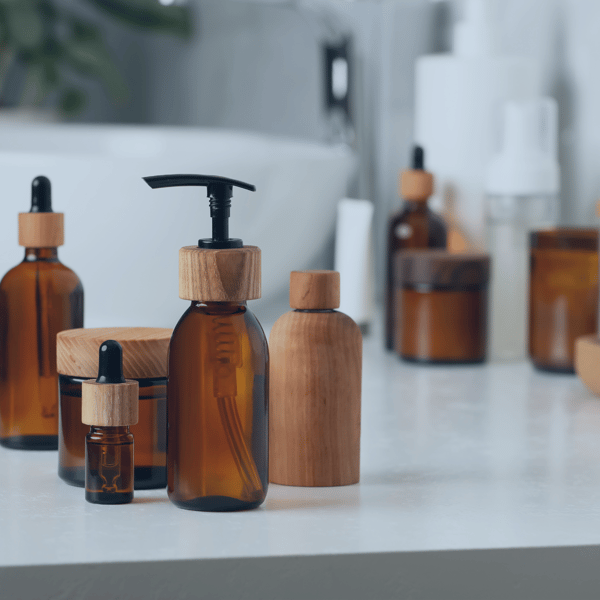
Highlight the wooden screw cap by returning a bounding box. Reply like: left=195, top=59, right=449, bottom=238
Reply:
left=399, top=170, right=434, bottom=201
left=290, top=270, right=340, bottom=310
left=57, top=327, right=172, bottom=379
left=81, top=340, right=139, bottom=427
left=179, top=245, right=261, bottom=302
left=18, top=212, right=64, bottom=247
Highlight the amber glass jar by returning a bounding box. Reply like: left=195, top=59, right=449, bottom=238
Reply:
left=394, top=250, right=490, bottom=363
left=529, top=228, right=599, bottom=373
left=56, top=327, right=170, bottom=489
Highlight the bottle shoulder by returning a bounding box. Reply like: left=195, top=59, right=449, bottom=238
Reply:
left=1, top=259, right=83, bottom=292
left=270, top=310, right=362, bottom=345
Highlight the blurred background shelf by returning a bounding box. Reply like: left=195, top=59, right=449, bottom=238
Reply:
left=2, top=324, right=600, bottom=599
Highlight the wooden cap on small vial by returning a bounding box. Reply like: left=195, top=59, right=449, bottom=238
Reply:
left=19, top=176, right=64, bottom=247
left=575, top=335, right=600, bottom=397
left=290, top=270, right=340, bottom=310
left=179, top=245, right=261, bottom=302
left=399, top=170, right=434, bottom=201
left=81, top=340, right=139, bottom=427
left=57, top=327, right=171, bottom=379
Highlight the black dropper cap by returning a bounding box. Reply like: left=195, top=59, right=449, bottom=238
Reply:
left=143, top=174, right=256, bottom=249
left=411, top=146, right=425, bottom=171
left=30, top=176, right=53, bottom=213
left=96, top=340, right=126, bottom=384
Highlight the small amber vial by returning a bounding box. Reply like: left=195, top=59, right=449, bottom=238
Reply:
left=394, top=250, right=490, bottom=363
left=82, top=340, right=139, bottom=505
left=529, top=228, right=599, bottom=373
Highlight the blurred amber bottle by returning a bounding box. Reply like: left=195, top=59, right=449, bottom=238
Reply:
left=145, top=174, right=268, bottom=512
left=529, top=228, right=599, bottom=373
left=385, top=146, right=447, bottom=350
left=0, top=176, right=83, bottom=450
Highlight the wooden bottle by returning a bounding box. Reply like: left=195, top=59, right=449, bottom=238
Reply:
left=269, top=270, right=362, bottom=487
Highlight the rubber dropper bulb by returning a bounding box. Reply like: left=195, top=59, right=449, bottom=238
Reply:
left=96, top=340, right=127, bottom=384
left=30, top=176, right=53, bottom=213
left=412, top=146, right=425, bottom=170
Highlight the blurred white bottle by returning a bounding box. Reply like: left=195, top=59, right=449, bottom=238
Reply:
left=486, top=97, right=560, bottom=361
left=334, top=198, right=374, bottom=332
left=415, top=0, right=541, bottom=250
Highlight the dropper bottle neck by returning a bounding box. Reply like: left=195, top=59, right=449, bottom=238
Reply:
left=25, top=247, right=59, bottom=262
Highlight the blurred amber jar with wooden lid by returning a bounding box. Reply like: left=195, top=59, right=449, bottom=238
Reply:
left=394, top=250, right=490, bottom=363
left=529, top=228, right=598, bottom=373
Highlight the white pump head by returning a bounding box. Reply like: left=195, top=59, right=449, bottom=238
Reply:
left=453, top=0, right=497, bottom=57
left=486, top=97, right=560, bottom=196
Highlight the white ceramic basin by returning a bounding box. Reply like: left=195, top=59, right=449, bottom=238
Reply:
left=0, top=124, right=354, bottom=327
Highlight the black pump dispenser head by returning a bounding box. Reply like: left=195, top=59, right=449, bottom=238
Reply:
left=143, top=174, right=256, bottom=249
left=96, top=340, right=126, bottom=384
left=411, top=146, right=425, bottom=171
left=30, top=176, right=53, bottom=213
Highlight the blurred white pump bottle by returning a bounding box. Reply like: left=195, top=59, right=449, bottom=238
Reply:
left=415, top=0, right=541, bottom=250
left=486, top=97, right=560, bottom=361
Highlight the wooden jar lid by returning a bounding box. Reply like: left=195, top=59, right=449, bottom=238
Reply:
left=82, top=380, right=139, bottom=427
left=57, top=327, right=172, bottom=379
left=18, top=212, right=64, bottom=247
left=575, top=335, right=600, bottom=397
left=399, top=170, right=433, bottom=201
left=290, top=270, right=340, bottom=310
left=179, top=245, right=261, bottom=302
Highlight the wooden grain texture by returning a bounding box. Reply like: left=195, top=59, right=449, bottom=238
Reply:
left=179, top=245, right=261, bottom=302
left=18, top=212, right=64, bottom=247
left=289, top=270, right=340, bottom=310
left=57, top=327, right=172, bottom=379
left=575, top=335, right=600, bottom=396
left=399, top=170, right=433, bottom=201
left=269, top=310, right=362, bottom=487
left=82, top=380, right=139, bottom=427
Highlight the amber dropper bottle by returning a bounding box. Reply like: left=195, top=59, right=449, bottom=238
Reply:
left=385, top=146, right=447, bottom=350
left=82, top=340, right=139, bottom=505
left=144, top=174, right=268, bottom=512
left=0, top=176, right=84, bottom=450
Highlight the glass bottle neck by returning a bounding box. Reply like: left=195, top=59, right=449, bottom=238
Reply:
left=405, top=199, right=428, bottom=212
left=89, top=426, right=130, bottom=436
left=192, top=301, right=247, bottom=315
left=24, top=247, right=58, bottom=262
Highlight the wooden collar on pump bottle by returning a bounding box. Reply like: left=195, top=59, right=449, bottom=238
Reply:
left=18, top=176, right=64, bottom=247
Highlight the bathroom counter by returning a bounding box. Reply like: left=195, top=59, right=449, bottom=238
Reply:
left=2, top=330, right=600, bottom=599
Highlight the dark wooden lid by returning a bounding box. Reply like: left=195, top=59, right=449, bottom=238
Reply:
left=394, top=250, right=490, bottom=289
left=530, top=228, right=598, bottom=252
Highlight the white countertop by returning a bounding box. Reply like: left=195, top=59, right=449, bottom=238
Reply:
left=2, top=326, right=600, bottom=599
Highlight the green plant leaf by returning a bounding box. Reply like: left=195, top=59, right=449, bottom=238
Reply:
left=85, top=0, right=192, bottom=38
left=62, top=21, right=128, bottom=102
left=20, top=57, right=58, bottom=106
left=59, top=86, right=87, bottom=114
left=4, top=3, right=45, bottom=51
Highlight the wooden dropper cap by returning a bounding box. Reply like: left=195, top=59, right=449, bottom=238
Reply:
left=18, top=176, right=64, bottom=247
left=143, top=174, right=261, bottom=302
left=399, top=145, right=434, bottom=201
left=290, top=270, right=340, bottom=309
left=82, top=340, right=139, bottom=427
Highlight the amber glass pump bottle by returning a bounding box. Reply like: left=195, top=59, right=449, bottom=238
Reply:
left=385, top=146, right=447, bottom=350
left=144, top=174, right=268, bottom=512
left=0, top=176, right=84, bottom=450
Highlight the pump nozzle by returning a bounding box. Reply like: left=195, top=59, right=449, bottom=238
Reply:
left=96, top=340, right=127, bottom=384
left=143, top=174, right=256, bottom=249
left=31, top=176, right=53, bottom=213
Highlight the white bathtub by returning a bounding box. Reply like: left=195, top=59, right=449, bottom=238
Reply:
left=0, top=124, right=354, bottom=327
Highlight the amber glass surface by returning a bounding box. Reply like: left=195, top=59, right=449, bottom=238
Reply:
left=85, top=426, right=133, bottom=504
left=386, top=201, right=447, bottom=350
left=0, top=248, right=83, bottom=450
left=398, top=287, right=487, bottom=363
left=59, top=375, right=166, bottom=489
left=529, top=229, right=599, bottom=373
left=168, top=301, right=268, bottom=512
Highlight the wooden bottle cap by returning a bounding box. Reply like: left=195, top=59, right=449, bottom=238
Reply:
left=399, top=170, right=434, bottom=201
left=57, top=327, right=172, bottom=379
left=179, top=245, right=261, bottom=302
left=82, top=380, right=139, bottom=427
left=575, top=335, right=600, bottom=396
left=290, top=270, right=340, bottom=310
left=18, top=212, right=64, bottom=247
